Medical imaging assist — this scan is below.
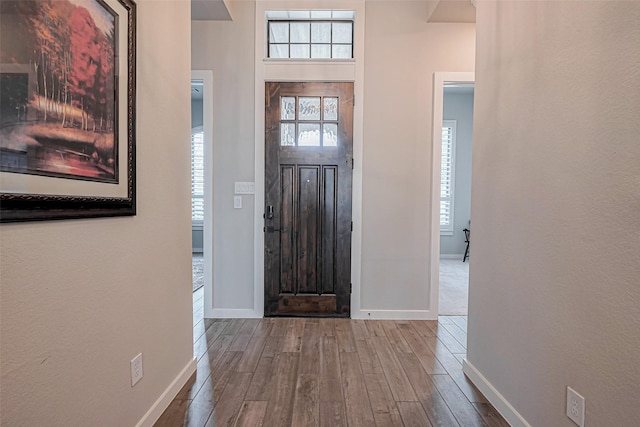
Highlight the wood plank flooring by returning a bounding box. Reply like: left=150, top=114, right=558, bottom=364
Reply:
left=155, top=288, right=508, bottom=427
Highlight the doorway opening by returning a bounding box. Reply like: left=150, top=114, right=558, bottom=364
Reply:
left=431, top=72, right=474, bottom=317
left=439, top=83, right=474, bottom=315
left=191, top=70, right=213, bottom=318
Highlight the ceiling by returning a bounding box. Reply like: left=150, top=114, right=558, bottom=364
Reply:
left=427, top=0, right=476, bottom=23
left=444, top=85, right=475, bottom=95
left=192, top=0, right=475, bottom=23
left=192, top=0, right=232, bottom=21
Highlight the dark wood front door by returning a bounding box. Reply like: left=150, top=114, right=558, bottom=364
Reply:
left=264, top=82, right=353, bottom=317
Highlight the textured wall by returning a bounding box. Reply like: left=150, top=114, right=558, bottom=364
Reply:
left=361, top=1, right=476, bottom=310
left=469, top=1, right=640, bottom=425
left=0, top=2, right=193, bottom=425
left=192, top=2, right=257, bottom=311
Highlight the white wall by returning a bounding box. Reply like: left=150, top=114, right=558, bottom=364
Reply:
left=192, top=2, right=256, bottom=312
left=467, top=1, right=640, bottom=425
left=440, top=89, right=473, bottom=256
left=192, top=97, right=203, bottom=129
left=0, top=2, right=194, bottom=425
left=361, top=2, right=475, bottom=313
left=191, top=1, right=475, bottom=318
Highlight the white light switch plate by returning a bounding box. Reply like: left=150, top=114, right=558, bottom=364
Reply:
left=234, top=196, right=242, bottom=209
left=234, top=182, right=255, bottom=194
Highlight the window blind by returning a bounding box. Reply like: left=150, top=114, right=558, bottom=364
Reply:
left=191, top=131, right=204, bottom=222
left=440, top=120, right=456, bottom=233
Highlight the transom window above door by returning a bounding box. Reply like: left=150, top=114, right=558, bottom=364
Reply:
left=280, top=96, right=339, bottom=147
left=266, top=11, right=355, bottom=59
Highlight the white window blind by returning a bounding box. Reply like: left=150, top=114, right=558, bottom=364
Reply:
left=440, top=120, right=456, bottom=234
left=191, top=130, right=204, bottom=223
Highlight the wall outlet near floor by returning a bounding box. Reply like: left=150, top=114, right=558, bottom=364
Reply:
left=566, top=386, right=585, bottom=426
left=131, top=353, right=143, bottom=387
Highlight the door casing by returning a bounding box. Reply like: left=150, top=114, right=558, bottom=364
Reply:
left=431, top=72, right=475, bottom=317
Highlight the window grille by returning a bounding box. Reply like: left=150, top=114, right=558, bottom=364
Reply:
left=267, top=20, right=353, bottom=59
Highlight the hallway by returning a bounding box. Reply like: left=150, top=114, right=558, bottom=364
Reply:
left=155, top=287, right=507, bottom=426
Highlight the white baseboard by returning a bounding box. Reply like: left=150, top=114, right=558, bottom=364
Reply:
left=352, top=309, right=437, bottom=320
left=463, top=359, right=531, bottom=427
left=209, top=308, right=262, bottom=318
left=439, top=254, right=465, bottom=260
left=136, top=357, right=197, bottom=427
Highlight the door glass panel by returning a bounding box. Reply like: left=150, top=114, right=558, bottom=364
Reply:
left=332, top=23, right=352, bottom=43
left=332, top=45, right=352, bottom=59
left=269, top=44, right=289, bottom=58
left=311, top=44, right=331, bottom=58
left=290, top=22, right=310, bottom=43
left=290, top=44, right=310, bottom=58
left=269, top=22, right=289, bottom=43
left=323, top=124, right=338, bottom=147
left=281, top=97, right=296, bottom=120
left=324, top=97, right=338, bottom=121
left=281, top=123, right=296, bottom=146
left=298, top=123, right=321, bottom=146
left=299, top=97, right=321, bottom=120
left=311, top=22, right=331, bottom=43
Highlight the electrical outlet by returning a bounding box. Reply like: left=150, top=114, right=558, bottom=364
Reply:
left=131, top=353, right=143, bottom=387
left=566, top=386, right=585, bottom=426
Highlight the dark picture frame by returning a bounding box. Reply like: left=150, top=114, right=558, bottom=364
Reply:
left=0, top=0, right=136, bottom=222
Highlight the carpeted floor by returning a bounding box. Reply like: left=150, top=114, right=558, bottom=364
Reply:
left=439, top=258, right=469, bottom=315
left=192, top=254, right=204, bottom=293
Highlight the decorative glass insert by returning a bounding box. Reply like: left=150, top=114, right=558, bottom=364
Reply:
left=324, top=97, right=338, bottom=120
left=267, top=19, right=354, bottom=59
left=280, top=96, right=340, bottom=147
left=323, top=124, right=338, bottom=147
left=281, top=97, right=296, bottom=120
left=299, top=97, right=321, bottom=120
left=281, top=123, right=296, bottom=146
left=299, top=123, right=321, bottom=146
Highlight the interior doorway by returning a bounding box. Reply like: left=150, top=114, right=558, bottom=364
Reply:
left=431, top=72, right=475, bottom=317
left=439, top=84, right=474, bottom=315
left=263, top=82, right=354, bottom=317
left=191, top=70, right=213, bottom=317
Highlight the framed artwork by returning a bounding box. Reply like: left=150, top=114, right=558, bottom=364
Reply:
left=0, top=0, right=136, bottom=222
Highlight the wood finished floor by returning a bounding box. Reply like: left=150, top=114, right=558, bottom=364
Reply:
left=154, top=287, right=508, bottom=427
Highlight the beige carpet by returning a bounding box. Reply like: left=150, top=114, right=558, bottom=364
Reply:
left=439, top=258, right=469, bottom=315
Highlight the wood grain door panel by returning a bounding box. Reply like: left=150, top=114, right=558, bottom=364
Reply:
left=264, top=82, right=353, bottom=317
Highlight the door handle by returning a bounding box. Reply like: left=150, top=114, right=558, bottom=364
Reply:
left=266, top=205, right=274, bottom=220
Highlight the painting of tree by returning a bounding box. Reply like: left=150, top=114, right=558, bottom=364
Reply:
left=0, top=0, right=118, bottom=182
